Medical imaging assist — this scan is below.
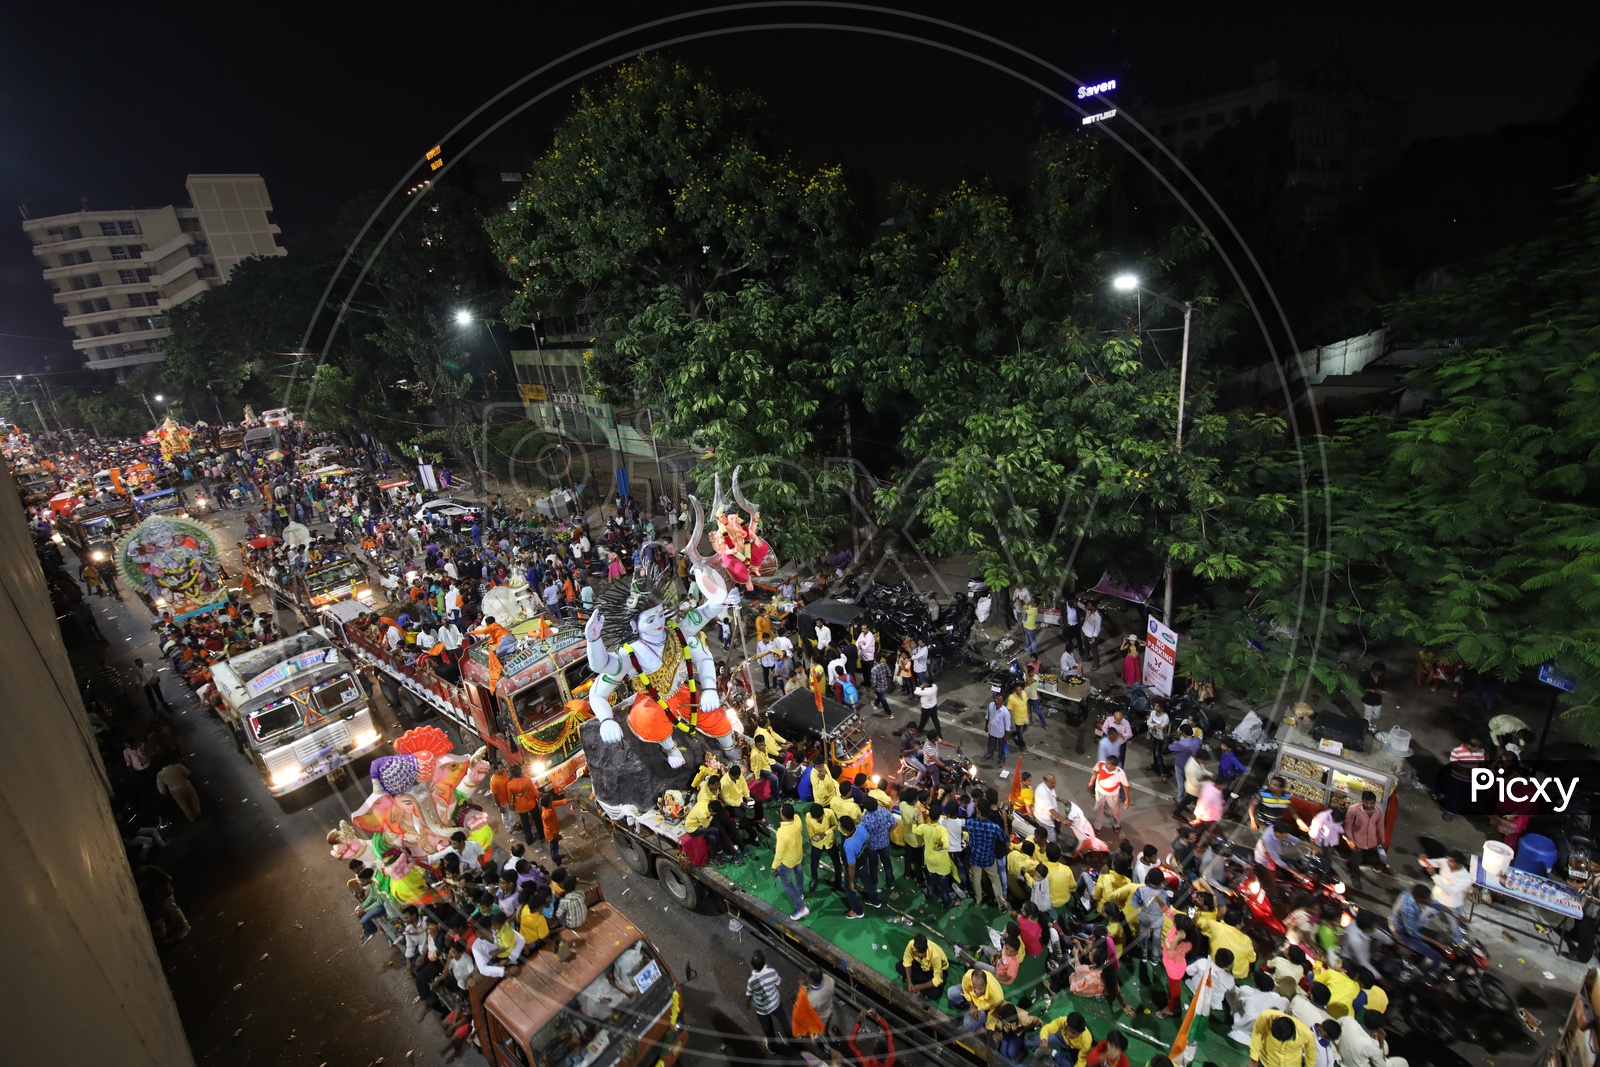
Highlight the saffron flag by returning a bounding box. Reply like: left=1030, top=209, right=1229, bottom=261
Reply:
left=1008, top=756, right=1025, bottom=805
left=488, top=649, right=504, bottom=692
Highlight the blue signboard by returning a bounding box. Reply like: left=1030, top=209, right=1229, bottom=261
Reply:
left=1539, top=663, right=1576, bottom=692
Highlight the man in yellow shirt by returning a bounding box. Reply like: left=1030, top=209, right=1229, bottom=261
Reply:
left=1200, top=915, right=1257, bottom=978
left=917, top=811, right=956, bottom=910
left=1038, top=1011, right=1093, bottom=1067
left=1006, top=686, right=1030, bottom=750
left=811, top=761, right=841, bottom=809
left=1248, top=1010, right=1315, bottom=1067
left=1314, top=964, right=1361, bottom=1018
left=771, top=802, right=809, bottom=921
left=684, top=794, right=738, bottom=860
left=1043, top=843, right=1075, bottom=921
left=1007, top=841, right=1042, bottom=908
left=806, top=803, right=842, bottom=892
left=698, top=773, right=754, bottom=849
left=897, top=934, right=948, bottom=999
left=958, top=967, right=1004, bottom=1031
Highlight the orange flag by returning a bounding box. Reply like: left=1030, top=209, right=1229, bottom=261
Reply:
left=488, top=648, right=503, bottom=691
left=1008, top=756, right=1025, bottom=805
left=791, top=987, right=825, bottom=1038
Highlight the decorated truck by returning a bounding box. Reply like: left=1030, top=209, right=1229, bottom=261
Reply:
left=254, top=552, right=375, bottom=621
left=318, top=595, right=594, bottom=790
left=210, top=629, right=384, bottom=796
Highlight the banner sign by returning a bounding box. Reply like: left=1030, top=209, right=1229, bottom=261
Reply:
left=1143, top=614, right=1179, bottom=699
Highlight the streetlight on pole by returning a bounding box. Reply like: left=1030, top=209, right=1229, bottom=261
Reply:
left=1112, top=273, right=1195, bottom=621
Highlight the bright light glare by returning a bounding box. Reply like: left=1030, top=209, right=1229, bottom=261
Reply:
left=1112, top=274, right=1139, bottom=292
left=154, top=394, right=164, bottom=402
left=455, top=310, right=473, bottom=325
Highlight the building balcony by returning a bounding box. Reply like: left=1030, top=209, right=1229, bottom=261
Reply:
left=142, top=233, right=194, bottom=263
left=150, top=256, right=205, bottom=287
left=161, top=277, right=214, bottom=307
left=84, top=349, right=168, bottom=370
left=71, top=326, right=170, bottom=350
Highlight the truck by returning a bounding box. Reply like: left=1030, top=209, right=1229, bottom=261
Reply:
left=464, top=900, right=687, bottom=1067
left=217, top=426, right=246, bottom=450
left=61, top=497, right=137, bottom=563
left=253, top=552, right=376, bottom=621
left=318, top=596, right=594, bottom=790
left=133, top=486, right=188, bottom=518
left=209, top=628, right=385, bottom=795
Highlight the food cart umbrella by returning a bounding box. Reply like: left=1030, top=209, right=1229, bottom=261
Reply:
left=266, top=449, right=286, bottom=461
left=248, top=535, right=280, bottom=549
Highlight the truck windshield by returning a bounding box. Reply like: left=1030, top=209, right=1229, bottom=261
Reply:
left=529, top=940, right=671, bottom=1067
left=307, top=561, right=362, bottom=590
left=310, top=674, right=359, bottom=713
left=251, top=697, right=302, bottom=741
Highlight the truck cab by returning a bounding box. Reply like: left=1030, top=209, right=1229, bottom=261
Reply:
left=209, top=630, right=383, bottom=795
left=133, top=486, right=187, bottom=518
left=470, top=903, right=686, bottom=1067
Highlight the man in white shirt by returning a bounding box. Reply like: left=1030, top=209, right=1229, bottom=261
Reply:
left=814, top=621, right=832, bottom=654
left=911, top=641, right=930, bottom=683
left=1033, top=774, right=1063, bottom=842
left=1186, top=951, right=1236, bottom=1000
left=757, top=638, right=779, bottom=691
left=1088, top=756, right=1131, bottom=833
left=1227, top=972, right=1289, bottom=1044
left=384, top=619, right=404, bottom=650
left=1081, top=604, right=1103, bottom=669
left=469, top=917, right=526, bottom=977
left=1289, top=983, right=1333, bottom=1028
left=912, top=680, right=940, bottom=733
left=1418, top=851, right=1470, bottom=941
left=1058, top=648, right=1082, bottom=679
left=855, top=627, right=876, bottom=669
left=444, top=581, right=463, bottom=624
left=1335, top=1013, right=1405, bottom=1067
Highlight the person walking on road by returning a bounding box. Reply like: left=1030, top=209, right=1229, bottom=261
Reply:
left=130, top=657, right=172, bottom=715
left=155, top=759, right=202, bottom=822
left=1081, top=603, right=1104, bottom=670
left=746, top=951, right=789, bottom=1054
left=913, top=679, right=941, bottom=734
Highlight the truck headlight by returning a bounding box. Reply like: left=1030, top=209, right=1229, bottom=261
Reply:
left=92, top=550, right=106, bottom=561
left=270, top=766, right=303, bottom=789
left=356, top=588, right=373, bottom=601
left=352, top=728, right=380, bottom=748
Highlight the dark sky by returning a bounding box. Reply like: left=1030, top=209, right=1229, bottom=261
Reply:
left=2, top=1, right=1596, bottom=374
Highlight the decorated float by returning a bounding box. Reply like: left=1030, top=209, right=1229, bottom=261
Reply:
left=116, top=513, right=228, bottom=619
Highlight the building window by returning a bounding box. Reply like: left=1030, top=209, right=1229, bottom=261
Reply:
left=136, top=268, right=153, bottom=283
left=1232, top=106, right=1251, bottom=121
left=103, top=321, right=120, bottom=334
left=110, top=246, right=130, bottom=260
left=179, top=217, right=202, bottom=232
left=1182, top=116, right=1201, bottom=131
left=79, top=301, right=96, bottom=315
left=147, top=291, right=162, bottom=305
left=127, top=293, right=147, bottom=307
left=191, top=241, right=209, bottom=256
left=197, top=265, right=218, bottom=280
left=85, top=273, right=102, bottom=288
left=119, top=269, right=138, bottom=285
left=95, top=297, right=111, bottom=312
left=1207, top=111, right=1224, bottom=127
left=58, top=253, right=76, bottom=268
left=70, top=276, right=87, bottom=291
left=67, top=225, right=82, bottom=240
left=77, top=250, right=94, bottom=264
left=118, top=220, right=139, bottom=235
left=101, top=221, right=119, bottom=236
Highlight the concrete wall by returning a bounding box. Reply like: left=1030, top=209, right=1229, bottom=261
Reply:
left=0, top=466, right=194, bottom=1065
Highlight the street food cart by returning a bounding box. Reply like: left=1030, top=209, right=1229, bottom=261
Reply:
left=1271, top=720, right=1404, bottom=825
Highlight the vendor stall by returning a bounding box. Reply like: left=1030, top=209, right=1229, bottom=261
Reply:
left=1470, top=851, right=1584, bottom=949
left=1271, top=720, right=1404, bottom=813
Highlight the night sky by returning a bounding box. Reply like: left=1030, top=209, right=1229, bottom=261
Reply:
left=2, top=1, right=1596, bottom=374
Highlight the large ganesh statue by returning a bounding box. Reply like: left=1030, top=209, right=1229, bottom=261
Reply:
left=706, top=467, right=774, bottom=591
left=585, top=496, right=740, bottom=770
left=118, top=515, right=225, bottom=615
left=336, top=726, right=491, bottom=862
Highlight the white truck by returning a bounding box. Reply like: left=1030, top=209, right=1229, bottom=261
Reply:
left=210, top=629, right=384, bottom=796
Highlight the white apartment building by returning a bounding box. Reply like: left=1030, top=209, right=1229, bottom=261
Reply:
left=21, top=174, right=286, bottom=371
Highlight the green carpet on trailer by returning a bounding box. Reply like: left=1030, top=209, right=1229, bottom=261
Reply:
left=716, top=844, right=1248, bottom=1067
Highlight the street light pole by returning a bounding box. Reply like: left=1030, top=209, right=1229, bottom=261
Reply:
left=1113, top=273, right=1194, bottom=623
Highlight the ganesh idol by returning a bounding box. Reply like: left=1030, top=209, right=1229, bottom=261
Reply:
left=584, top=497, right=738, bottom=769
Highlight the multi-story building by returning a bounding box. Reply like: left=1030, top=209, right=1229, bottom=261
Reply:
left=1136, top=63, right=1405, bottom=219
left=21, top=174, right=286, bottom=372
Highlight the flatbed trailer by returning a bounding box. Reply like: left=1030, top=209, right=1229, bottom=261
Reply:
left=584, top=728, right=1248, bottom=1067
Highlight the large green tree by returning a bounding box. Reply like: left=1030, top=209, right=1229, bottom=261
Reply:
left=489, top=57, right=873, bottom=558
